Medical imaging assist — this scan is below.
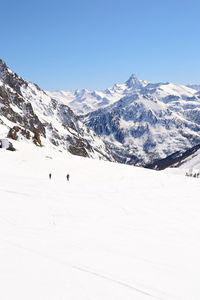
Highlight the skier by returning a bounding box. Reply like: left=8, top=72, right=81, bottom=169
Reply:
left=49, top=173, right=52, bottom=180
left=66, top=174, right=70, bottom=181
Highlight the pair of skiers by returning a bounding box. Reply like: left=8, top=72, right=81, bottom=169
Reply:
left=49, top=173, right=70, bottom=181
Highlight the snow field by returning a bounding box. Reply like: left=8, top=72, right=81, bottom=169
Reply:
left=0, top=143, right=200, bottom=299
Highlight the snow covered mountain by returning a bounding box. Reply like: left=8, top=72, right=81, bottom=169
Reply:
left=48, top=74, right=200, bottom=166
left=0, top=59, right=114, bottom=161
left=47, top=74, right=148, bottom=115
left=3, top=58, right=200, bottom=168
left=75, top=81, right=200, bottom=165
left=79, top=81, right=200, bottom=165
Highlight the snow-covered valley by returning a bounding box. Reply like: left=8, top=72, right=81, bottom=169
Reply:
left=1, top=142, right=200, bottom=300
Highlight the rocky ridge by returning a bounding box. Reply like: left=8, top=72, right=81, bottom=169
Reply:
left=0, top=59, right=114, bottom=161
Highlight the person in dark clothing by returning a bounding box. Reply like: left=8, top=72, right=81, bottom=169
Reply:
left=66, top=174, right=70, bottom=181
left=49, top=173, right=52, bottom=179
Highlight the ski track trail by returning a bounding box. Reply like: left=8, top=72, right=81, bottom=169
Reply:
left=2, top=237, right=170, bottom=300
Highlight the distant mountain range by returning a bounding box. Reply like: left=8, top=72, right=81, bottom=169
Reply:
left=48, top=75, right=200, bottom=166
left=1, top=57, right=200, bottom=169
left=47, top=74, right=148, bottom=115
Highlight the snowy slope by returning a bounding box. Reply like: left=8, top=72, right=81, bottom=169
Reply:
left=1, top=142, right=200, bottom=300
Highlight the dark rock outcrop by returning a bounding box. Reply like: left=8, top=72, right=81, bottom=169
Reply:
left=0, top=139, right=15, bottom=151
left=145, top=144, right=200, bottom=170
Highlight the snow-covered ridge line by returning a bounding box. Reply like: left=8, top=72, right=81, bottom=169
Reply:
left=46, top=74, right=149, bottom=115
left=47, top=74, right=199, bottom=115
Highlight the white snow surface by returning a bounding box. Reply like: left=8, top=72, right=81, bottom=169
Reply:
left=1, top=141, right=200, bottom=300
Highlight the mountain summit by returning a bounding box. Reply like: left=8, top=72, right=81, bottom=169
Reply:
left=0, top=58, right=8, bottom=75
left=125, top=74, right=146, bottom=89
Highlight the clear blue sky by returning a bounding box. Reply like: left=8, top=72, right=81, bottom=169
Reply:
left=1, top=0, right=200, bottom=90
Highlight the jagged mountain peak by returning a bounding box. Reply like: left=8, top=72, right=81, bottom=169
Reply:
left=125, top=73, right=139, bottom=86
left=0, top=58, right=7, bottom=69
left=125, top=73, right=147, bottom=89
left=0, top=59, right=12, bottom=78
left=0, top=58, right=17, bottom=78
left=0, top=58, right=26, bottom=95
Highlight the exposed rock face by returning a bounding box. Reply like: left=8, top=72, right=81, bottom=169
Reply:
left=0, top=59, right=115, bottom=161
left=66, top=135, right=92, bottom=157
left=0, top=83, right=45, bottom=137
left=0, top=59, right=28, bottom=95
left=8, top=126, right=20, bottom=140
left=8, top=126, right=31, bottom=141
left=33, top=132, right=42, bottom=146
left=145, top=144, right=200, bottom=170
